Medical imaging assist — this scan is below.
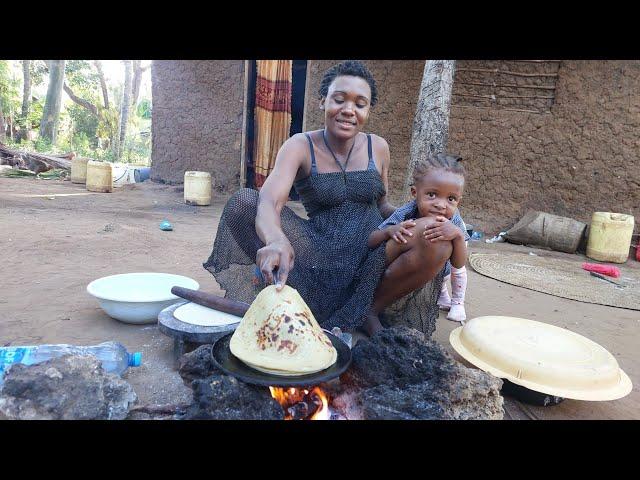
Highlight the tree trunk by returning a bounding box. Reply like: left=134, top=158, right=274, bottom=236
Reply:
left=39, top=60, right=66, bottom=145
left=388, top=60, right=455, bottom=339
left=20, top=60, right=31, bottom=140
left=115, top=60, right=132, bottom=162
left=131, top=60, right=142, bottom=109
left=0, top=108, right=5, bottom=142
left=403, top=60, right=456, bottom=201
left=63, top=83, right=98, bottom=116
left=93, top=60, right=109, bottom=109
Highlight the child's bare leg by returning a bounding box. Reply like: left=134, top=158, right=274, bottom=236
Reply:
left=370, top=217, right=453, bottom=320
left=360, top=309, right=384, bottom=337
left=438, top=274, right=452, bottom=310
left=447, top=266, right=468, bottom=322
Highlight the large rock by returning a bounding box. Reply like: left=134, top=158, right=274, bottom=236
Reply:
left=177, top=344, right=219, bottom=386
left=0, top=355, right=137, bottom=420
left=176, top=329, right=503, bottom=420
left=330, top=327, right=504, bottom=420
left=178, top=345, right=283, bottom=420
left=183, top=375, right=284, bottom=420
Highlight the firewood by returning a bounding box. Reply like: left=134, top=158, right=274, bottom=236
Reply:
left=287, top=401, right=310, bottom=420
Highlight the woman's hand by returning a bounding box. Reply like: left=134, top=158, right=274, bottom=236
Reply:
left=386, top=220, right=417, bottom=244
left=256, top=239, right=295, bottom=290
left=424, top=216, right=463, bottom=242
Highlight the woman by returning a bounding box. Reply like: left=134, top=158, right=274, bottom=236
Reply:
left=204, top=61, right=453, bottom=336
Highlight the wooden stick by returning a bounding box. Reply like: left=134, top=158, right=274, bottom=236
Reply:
left=129, top=402, right=191, bottom=415
left=455, top=68, right=559, bottom=78
left=455, top=81, right=556, bottom=90
left=453, top=93, right=555, bottom=100
left=287, top=401, right=310, bottom=420
left=452, top=104, right=549, bottom=114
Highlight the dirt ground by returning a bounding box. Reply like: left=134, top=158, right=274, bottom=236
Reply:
left=1, top=177, right=638, bottom=420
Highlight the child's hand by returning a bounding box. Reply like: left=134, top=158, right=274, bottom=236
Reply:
left=387, top=219, right=416, bottom=244
left=424, top=216, right=463, bottom=242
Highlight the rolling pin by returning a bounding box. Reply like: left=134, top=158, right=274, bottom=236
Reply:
left=171, top=286, right=250, bottom=316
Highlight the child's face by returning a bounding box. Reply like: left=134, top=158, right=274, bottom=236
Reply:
left=411, top=169, right=464, bottom=220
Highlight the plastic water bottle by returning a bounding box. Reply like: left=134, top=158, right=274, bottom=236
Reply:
left=0, top=341, right=142, bottom=388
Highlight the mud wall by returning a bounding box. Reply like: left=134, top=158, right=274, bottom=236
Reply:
left=151, top=60, right=245, bottom=193
left=448, top=60, right=640, bottom=235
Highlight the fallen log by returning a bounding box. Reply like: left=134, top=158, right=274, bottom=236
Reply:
left=0, top=142, right=74, bottom=171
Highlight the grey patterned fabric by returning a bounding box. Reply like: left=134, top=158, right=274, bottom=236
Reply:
left=203, top=142, right=387, bottom=330
left=378, top=200, right=468, bottom=277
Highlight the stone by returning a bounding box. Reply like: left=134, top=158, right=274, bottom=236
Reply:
left=331, top=326, right=504, bottom=420
left=183, top=375, right=284, bottom=420
left=175, top=327, right=503, bottom=420
left=178, top=344, right=283, bottom=420
left=177, top=344, right=220, bottom=386
left=0, top=355, right=137, bottom=420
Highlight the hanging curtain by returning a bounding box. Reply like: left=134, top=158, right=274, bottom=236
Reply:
left=253, top=60, right=292, bottom=188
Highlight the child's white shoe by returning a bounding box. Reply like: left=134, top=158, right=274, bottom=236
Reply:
left=437, top=284, right=452, bottom=311
left=447, top=303, right=466, bottom=323
left=438, top=296, right=451, bottom=311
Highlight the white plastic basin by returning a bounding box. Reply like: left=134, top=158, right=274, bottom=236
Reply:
left=87, top=272, right=199, bottom=324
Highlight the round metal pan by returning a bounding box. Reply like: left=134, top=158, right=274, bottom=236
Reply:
left=211, top=331, right=351, bottom=387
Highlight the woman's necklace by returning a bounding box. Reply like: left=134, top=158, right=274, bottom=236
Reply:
left=322, top=130, right=357, bottom=177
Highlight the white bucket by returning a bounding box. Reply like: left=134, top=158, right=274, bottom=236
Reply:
left=112, top=164, right=138, bottom=187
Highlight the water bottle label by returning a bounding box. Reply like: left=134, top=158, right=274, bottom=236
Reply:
left=0, top=347, right=32, bottom=375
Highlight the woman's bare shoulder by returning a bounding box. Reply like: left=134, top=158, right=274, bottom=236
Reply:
left=369, top=133, right=390, bottom=150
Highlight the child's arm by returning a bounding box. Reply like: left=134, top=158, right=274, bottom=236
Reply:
left=368, top=220, right=417, bottom=248
left=368, top=229, right=390, bottom=249
left=450, top=235, right=468, bottom=269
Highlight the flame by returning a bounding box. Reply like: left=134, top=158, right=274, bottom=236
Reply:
left=309, top=386, right=330, bottom=420
left=269, top=386, right=330, bottom=420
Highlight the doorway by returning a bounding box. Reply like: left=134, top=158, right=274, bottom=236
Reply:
left=244, top=59, right=307, bottom=197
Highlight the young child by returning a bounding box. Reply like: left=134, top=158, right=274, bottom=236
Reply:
left=436, top=215, right=469, bottom=322
left=368, top=152, right=470, bottom=322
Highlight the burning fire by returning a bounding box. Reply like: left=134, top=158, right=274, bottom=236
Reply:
left=269, top=386, right=330, bottom=420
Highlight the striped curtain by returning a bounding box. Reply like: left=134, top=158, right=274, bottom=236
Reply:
left=253, top=60, right=292, bottom=188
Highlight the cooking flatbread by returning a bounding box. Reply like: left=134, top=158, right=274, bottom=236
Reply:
left=230, top=285, right=337, bottom=375
left=173, top=302, right=241, bottom=327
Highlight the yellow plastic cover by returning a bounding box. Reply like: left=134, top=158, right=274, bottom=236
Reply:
left=450, top=316, right=632, bottom=401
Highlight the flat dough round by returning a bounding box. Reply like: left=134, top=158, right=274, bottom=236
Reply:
left=230, top=285, right=337, bottom=375
left=174, top=302, right=242, bottom=327
left=240, top=358, right=327, bottom=377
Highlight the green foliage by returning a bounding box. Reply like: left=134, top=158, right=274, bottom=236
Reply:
left=65, top=61, right=99, bottom=91
left=137, top=98, right=152, bottom=119
left=67, top=103, right=99, bottom=145
left=0, top=60, right=20, bottom=116
left=3, top=60, right=152, bottom=164
left=30, top=61, right=49, bottom=87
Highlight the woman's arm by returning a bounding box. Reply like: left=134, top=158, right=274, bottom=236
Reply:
left=372, top=135, right=396, bottom=219
left=255, top=135, right=306, bottom=289
left=368, top=229, right=389, bottom=249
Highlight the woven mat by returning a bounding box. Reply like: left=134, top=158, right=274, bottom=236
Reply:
left=469, top=252, right=640, bottom=310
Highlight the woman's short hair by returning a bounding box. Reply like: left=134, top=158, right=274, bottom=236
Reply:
left=318, top=60, right=378, bottom=107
